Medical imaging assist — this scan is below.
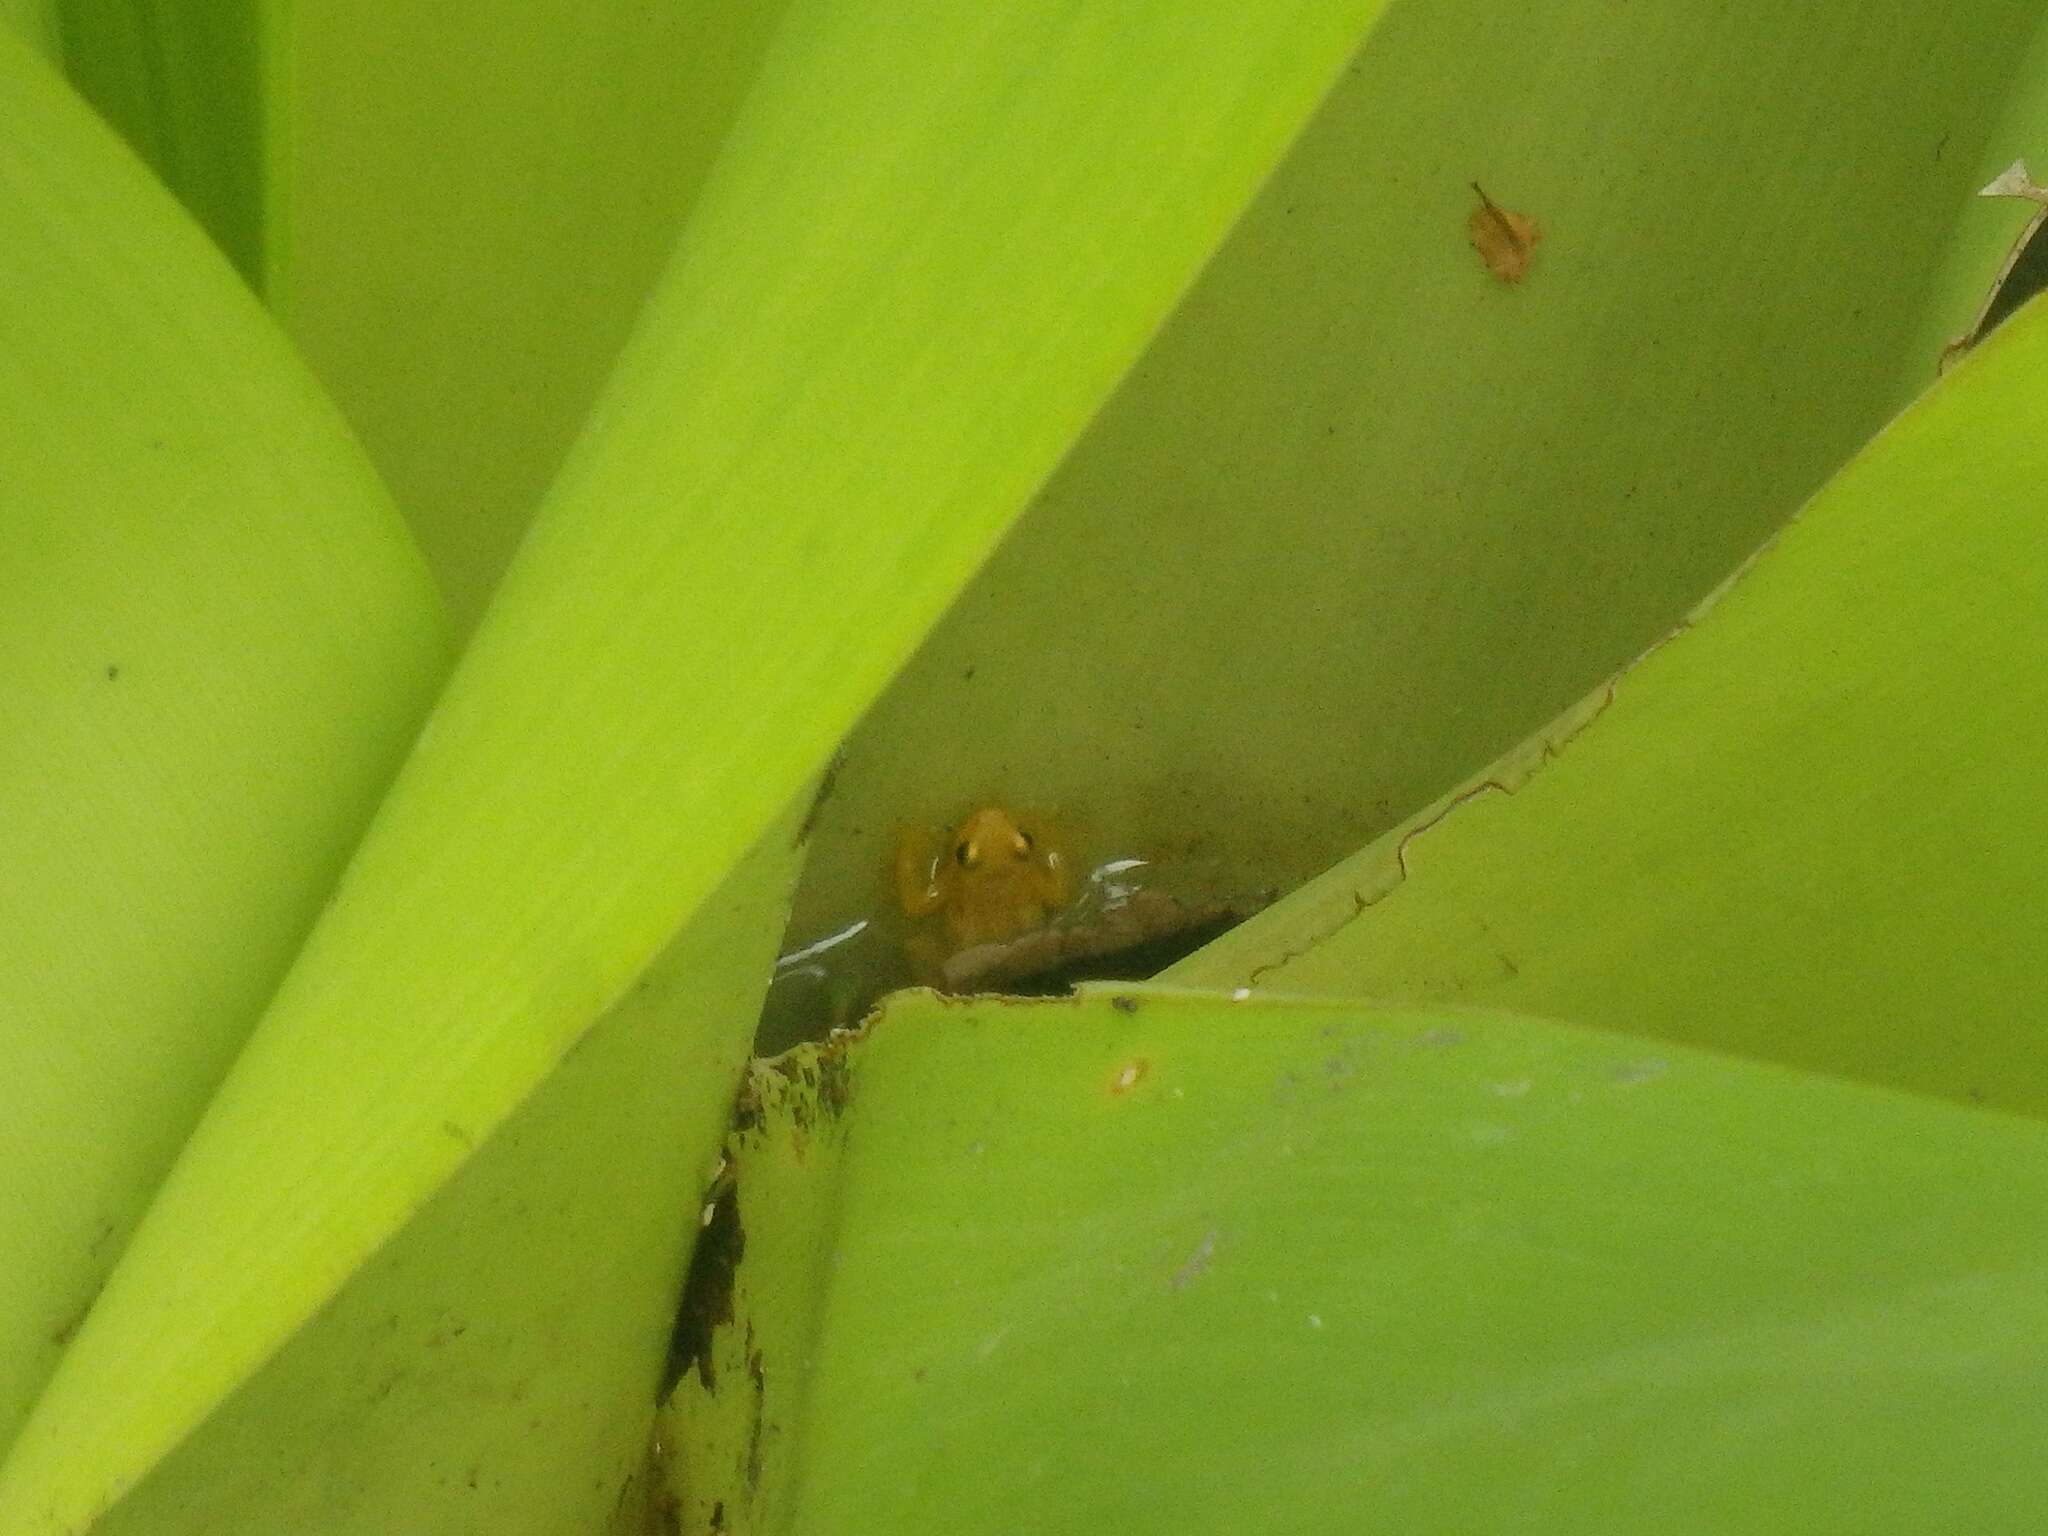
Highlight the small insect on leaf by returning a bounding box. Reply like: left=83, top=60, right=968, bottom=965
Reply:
left=1468, top=181, right=1540, bottom=284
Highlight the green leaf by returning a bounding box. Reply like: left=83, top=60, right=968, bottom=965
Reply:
left=1, top=0, right=58, bottom=58
left=776, top=0, right=2048, bottom=1029
left=55, top=0, right=270, bottom=286
left=674, top=988, right=2048, bottom=1532
left=0, top=24, right=443, bottom=1454
left=90, top=829, right=802, bottom=1536
left=0, top=3, right=1383, bottom=1527
left=272, top=0, right=790, bottom=629
left=1176, top=294, right=2048, bottom=1117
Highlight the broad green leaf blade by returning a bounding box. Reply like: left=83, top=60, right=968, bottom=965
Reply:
left=1176, top=295, right=2048, bottom=1116
left=55, top=0, right=269, bottom=285
left=676, top=989, right=2048, bottom=1533
left=1, top=1, right=57, bottom=58
left=777, top=0, right=2044, bottom=1023
left=274, top=0, right=791, bottom=629
left=92, top=828, right=801, bottom=1536
left=0, top=27, right=442, bottom=1451
left=0, top=4, right=1384, bottom=1527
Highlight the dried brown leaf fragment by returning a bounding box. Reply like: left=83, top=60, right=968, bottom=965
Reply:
left=1468, top=181, right=1540, bottom=283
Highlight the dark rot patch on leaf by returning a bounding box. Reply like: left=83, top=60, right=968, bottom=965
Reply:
left=765, top=1039, right=857, bottom=1137
left=663, top=1183, right=744, bottom=1396
left=731, top=1081, right=765, bottom=1137
left=745, top=1343, right=767, bottom=1489
left=815, top=1036, right=855, bottom=1117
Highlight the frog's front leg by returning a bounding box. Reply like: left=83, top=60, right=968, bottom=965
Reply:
left=894, top=825, right=946, bottom=917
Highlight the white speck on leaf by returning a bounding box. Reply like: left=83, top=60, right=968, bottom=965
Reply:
left=1611, top=1058, right=1668, bottom=1086
left=1170, top=1229, right=1219, bottom=1290
left=1980, top=158, right=2048, bottom=202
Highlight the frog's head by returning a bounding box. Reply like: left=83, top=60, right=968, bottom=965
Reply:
left=951, top=807, right=1036, bottom=876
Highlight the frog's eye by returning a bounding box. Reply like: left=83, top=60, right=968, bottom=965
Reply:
left=954, top=840, right=978, bottom=869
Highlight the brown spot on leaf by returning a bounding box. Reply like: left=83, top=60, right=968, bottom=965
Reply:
left=1469, top=182, right=1540, bottom=283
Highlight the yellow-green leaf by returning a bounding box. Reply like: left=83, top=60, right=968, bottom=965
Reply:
left=1177, top=294, right=2048, bottom=1117
left=0, top=22, right=443, bottom=1455
left=0, top=2, right=1384, bottom=1526
left=677, top=988, right=2048, bottom=1532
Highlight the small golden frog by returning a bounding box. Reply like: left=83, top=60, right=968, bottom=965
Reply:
left=895, top=807, right=1071, bottom=984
